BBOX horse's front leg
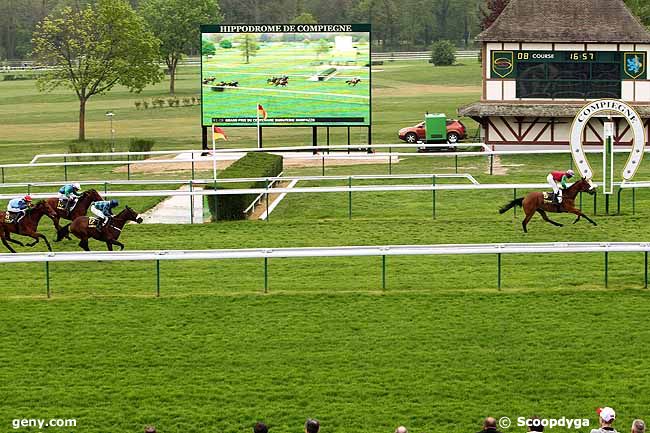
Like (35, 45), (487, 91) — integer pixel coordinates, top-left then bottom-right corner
(40, 234), (53, 252)
(566, 206), (597, 226)
(51, 216), (63, 234)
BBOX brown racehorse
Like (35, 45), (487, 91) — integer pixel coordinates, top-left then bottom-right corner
(49, 189), (104, 241)
(499, 178), (597, 233)
(0, 201), (58, 253)
(61, 206), (143, 251)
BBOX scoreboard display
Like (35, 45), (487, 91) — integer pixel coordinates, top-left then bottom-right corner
(491, 50), (646, 79)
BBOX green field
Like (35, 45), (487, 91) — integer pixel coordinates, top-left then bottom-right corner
(202, 35), (370, 126)
(2, 59), (650, 433)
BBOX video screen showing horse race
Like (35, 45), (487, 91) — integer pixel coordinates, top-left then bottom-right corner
(201, 24), (370, 126)
(3, 1), (650, 433)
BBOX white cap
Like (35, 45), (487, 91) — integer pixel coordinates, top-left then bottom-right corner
(598, 407), (616, 422)
(73, 183), (81, 189)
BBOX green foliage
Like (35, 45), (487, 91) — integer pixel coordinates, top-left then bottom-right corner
(315, 38), (330, 58)
(202, 39), (217, 55)
(66, 139), (114, 160)
(625, 0), (650, 26)
(31, 0), (162, 140)
(141, 0), (222, 94)
(319, 67), (337, 77)
(206, 152), (283, 221)
(236, 33), (259, 64)
(65, 137), (154, 161)
(128, 137), (155, 159)
(2, 74), (35, 81)
(290, 12), (318, 24)
(218, 39), (231, 49)
(431, 40), (456, 66)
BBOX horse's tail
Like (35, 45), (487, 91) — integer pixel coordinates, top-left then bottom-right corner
(499, 197), (524, 214)
(55, 223), (70, 242)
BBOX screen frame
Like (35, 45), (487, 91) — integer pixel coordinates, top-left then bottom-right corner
(199, 23), (372, 128)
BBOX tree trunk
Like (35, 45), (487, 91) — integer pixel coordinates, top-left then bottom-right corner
(168, 63), (176, 95)
(78, 97), (86, 141)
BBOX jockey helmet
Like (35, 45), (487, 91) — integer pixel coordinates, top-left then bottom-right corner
(24, 195), (32, 202)
(110, 199), (119, 207)
(73, 183), (81, 190)
(567, 169), (575, 177)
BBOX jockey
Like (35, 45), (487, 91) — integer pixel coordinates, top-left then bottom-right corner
(58, 183), (82, 211)
(547, 169), (575, 204)
(6, 195), (33, 223)
(90, 199), (118, 229)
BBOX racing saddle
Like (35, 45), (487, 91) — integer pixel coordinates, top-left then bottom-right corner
(542, 192), (562, 205)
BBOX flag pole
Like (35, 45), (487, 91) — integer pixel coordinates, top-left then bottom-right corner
(212, 124), (217, 181)
(256, 102), (261, 149)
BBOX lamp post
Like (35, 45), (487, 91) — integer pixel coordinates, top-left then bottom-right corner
(106, 111), (115, 152)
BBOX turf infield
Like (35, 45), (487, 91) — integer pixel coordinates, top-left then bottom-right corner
(2, 56), (650, 433)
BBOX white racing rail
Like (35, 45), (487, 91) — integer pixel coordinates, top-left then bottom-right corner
(13, 146), (649, 174)
(1, 242), (647, 264)
(0, 182), (564, 200)
(243, 172), (285, 215)
(28, 143), (490, 163)
(0, 173), (480, 190)
(2, 242), (647, 295)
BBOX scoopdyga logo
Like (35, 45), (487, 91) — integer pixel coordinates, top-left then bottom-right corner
(491, 51), (514, 78)
(624, 52), (646, 79)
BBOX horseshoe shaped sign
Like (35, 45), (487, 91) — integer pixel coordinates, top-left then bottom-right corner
(570, 99), (647, 182)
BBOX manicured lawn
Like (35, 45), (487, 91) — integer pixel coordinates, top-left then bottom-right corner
(2, 57), (649, 433)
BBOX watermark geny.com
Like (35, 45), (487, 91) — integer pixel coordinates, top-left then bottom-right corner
(11, 418), (77, 430)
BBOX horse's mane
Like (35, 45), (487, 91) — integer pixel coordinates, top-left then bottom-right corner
(566, 178), (587, 191)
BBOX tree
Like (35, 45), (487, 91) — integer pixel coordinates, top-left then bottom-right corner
(141, 0), (222, 94)
(315, 38), (330, 59)
(202, 39), (216, 55)
(431, 39), (456, 65)
(625, 0), (650, 27)
(481, 0), (509, 30)
(219, 39), (232, 48)
(32, 0), (162, 141)
(236, 33), (259, 64)
(290, 12), (317, 24)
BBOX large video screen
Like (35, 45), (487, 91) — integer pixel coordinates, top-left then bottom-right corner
(200, 24), (370, 127)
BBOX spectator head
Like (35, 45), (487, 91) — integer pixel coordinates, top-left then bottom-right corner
(598, 407), (616, 427)
(305, 419), (320, 433)
(144, 427), (156, 433)
(254, 422), (268, 433)
(527, 416), (544, 432)
(484, 417), (498, 430)
(395, 426), (408, 433)
(632, 420), (646, 433)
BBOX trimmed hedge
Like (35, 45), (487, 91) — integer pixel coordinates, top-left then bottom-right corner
(206, 152), (283, 221)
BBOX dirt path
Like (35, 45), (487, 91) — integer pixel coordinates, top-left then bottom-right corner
(114, 153), (399, 174)
(374, 83), (481, 97)
(248, 181), (291, 220)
